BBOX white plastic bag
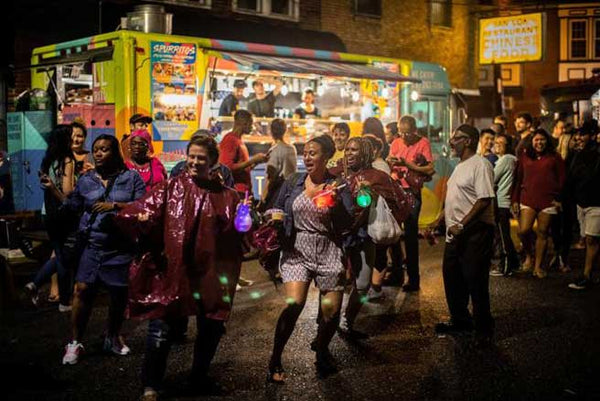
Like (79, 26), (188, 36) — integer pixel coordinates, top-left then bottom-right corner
(367, 196), (402, 245)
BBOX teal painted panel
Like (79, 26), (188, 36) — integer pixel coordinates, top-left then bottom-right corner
(24, 111), (52, 150)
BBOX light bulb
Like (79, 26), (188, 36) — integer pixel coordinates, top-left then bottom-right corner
(382, 87), (389, 98)
(281, 85), (288, 96)
(352, 91), (360, 102)
(410, 90), (420, 101)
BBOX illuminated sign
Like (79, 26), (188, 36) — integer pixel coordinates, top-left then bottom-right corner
(479, 13), (544, 64)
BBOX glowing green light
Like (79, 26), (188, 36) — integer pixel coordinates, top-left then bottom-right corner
(249, 291), (261, 300)
(193, 292), (201, 300)
(222, 295), (232, 303)
(219, 275), (229, 285)
(285, 297), (296, 305)
(321, 298), (332, 305)
(356, 186), (372, 208)
(360, 295), (369, 304)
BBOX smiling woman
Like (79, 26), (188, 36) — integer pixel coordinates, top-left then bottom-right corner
(113, 133), (243, 399)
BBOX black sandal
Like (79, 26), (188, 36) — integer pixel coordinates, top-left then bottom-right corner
(267, 364), (286, 384)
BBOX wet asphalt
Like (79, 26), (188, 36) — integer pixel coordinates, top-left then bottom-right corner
(1, 240), (600, 401)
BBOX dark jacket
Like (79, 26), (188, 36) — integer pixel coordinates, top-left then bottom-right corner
(274, 172), (354, 250)
(563, 142), (600, 208)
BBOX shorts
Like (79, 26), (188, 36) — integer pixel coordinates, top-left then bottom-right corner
(577, 206), (600, 237)
(279, 231), (346, 291)
(520, 204), (557, 215)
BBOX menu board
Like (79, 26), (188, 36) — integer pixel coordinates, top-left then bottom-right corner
(151, 42), (198, 140)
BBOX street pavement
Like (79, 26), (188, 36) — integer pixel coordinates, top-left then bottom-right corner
(2, 240), (600, 401)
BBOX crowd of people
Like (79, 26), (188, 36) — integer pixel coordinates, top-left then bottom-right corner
(17, 108), (600, 400)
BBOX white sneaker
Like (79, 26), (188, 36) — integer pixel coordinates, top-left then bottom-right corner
(24, 282), (39, 306)
(62, 341), (84, 365)
(103, 336), (131, 356)
(58, 304), (72, 313)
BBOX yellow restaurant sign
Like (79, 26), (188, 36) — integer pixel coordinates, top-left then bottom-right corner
(479, 13), (544, 64)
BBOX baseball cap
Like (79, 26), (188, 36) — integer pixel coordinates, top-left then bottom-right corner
(129, 114), (153, 125)
(233, 79), (247, 89)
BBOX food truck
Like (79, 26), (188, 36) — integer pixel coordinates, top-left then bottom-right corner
(29, 30), (453, 228)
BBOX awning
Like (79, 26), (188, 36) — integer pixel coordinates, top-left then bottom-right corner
(219, 52), (420, 83)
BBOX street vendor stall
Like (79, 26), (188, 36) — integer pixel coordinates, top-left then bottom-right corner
(29, 30), (453, 228)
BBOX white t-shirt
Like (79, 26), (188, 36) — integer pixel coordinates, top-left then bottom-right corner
(445, 154), (495, 242)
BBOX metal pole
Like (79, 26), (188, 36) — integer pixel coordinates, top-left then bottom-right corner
(99, 1), (103, 34)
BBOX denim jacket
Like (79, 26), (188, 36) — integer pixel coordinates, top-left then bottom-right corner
(63, 170), (146, 264)
(274, 172), (354, 250)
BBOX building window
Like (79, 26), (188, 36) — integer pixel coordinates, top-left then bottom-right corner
(595, 19), (600, 59)
(237, 0), (260, 12)
(233, 0), (299, 20)
(569, 19), (588, 59)
(355, 0), (382, 17)
(431, 0), (452, 27)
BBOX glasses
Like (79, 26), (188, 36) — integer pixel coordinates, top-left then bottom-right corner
(130, 141), (149, 148)
(450, 134), (469, 143)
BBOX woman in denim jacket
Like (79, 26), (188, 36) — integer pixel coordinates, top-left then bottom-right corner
(268, 134), (353, 383)
(60, 135), (146, 365)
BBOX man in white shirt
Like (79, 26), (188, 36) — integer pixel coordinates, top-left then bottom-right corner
(436, 124), (496, 347)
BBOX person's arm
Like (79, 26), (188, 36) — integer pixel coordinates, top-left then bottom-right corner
(40, 159), (75, 202)
(62, 159), (75, 195)
(404, 160), (435, 175)
(511, 157), (524, 214)
(405, 139), (435, 176)
(264, 77), (282, 97)
(448, 160), (495, 237)
(114, 179), (169, 241)
(493, 156), (506, 185)
(220, 139), (267, 172)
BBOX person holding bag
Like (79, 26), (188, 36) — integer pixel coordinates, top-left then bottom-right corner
(60, 135), (146, 365)
(336, 137), (414, 339)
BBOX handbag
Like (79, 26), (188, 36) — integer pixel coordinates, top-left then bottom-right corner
(252, 221), (282, 281)
(367, 195), (403, 245)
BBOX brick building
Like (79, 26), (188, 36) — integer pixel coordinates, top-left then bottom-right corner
(320, 0), (478, 90)
(476, 0), (600, 126)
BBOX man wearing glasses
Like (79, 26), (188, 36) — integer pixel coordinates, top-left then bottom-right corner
(388, 115), (435, 292)
(436, 124), (496, 347)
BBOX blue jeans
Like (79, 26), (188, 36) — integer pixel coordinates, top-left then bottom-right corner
(32, 240), (72, 305)
(141, 309), (225, 390)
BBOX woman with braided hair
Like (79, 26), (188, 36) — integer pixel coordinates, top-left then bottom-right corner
(337, 137), (414, 338)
